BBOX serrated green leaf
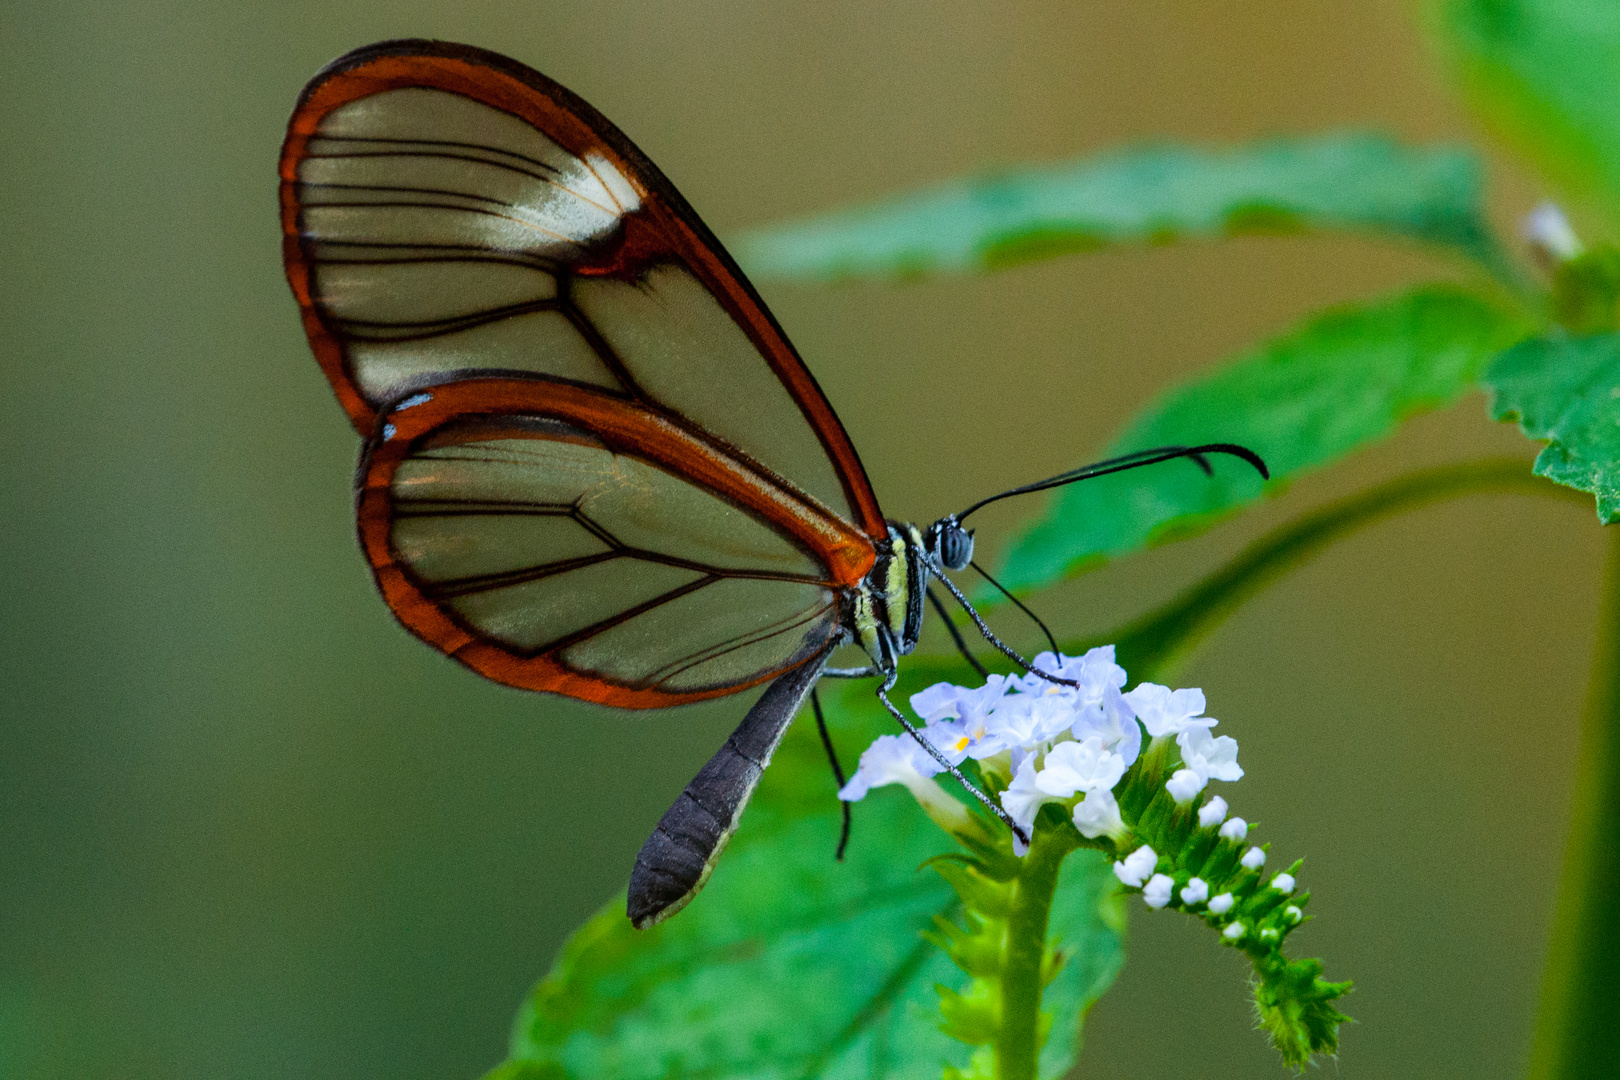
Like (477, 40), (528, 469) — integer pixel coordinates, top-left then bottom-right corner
(485, 676), (1122, 1080)
(735, 134), (1497, 280)
(1486, 333), (1620, 521)
(1437, 0), (1620, 228)
(997, 286), (1529, 594)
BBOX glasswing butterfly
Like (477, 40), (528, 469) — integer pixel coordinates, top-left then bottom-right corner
(280, 39), (1265, 928)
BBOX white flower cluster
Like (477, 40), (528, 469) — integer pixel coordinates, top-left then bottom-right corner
(837, 648), (1242, 854)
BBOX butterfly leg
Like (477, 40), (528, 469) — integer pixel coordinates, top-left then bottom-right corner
(809, 687), (852, 861)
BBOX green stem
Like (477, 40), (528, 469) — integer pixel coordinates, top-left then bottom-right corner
(1107, 458), (1583, 681)
(1529, 526), (1620, 1080)
(996, 826), (1080, 1080)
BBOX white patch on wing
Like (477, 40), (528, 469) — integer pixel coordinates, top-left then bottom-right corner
(306, 88), (633, 256)
(586, 152), (641, 214)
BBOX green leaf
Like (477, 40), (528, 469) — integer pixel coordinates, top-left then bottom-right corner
(1486, 332), (1620, 521)
(1438, 0), (1620, 228)
(735, 134), (1499, 280)
(997, 286), (1529, 594)
(486, 673), (1122, 1080)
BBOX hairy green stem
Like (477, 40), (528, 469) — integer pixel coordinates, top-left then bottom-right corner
(1529, 526), (1620, 1080)
(1108, 458), (1583, 680)
(996, 827), (1080, 1080)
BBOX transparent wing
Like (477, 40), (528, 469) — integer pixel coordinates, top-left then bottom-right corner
(283, 39), (885, 537)
(360, 378), (873, 706)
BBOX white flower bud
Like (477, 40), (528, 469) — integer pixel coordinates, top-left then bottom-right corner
(1165, 767), (1207, 804)
(1241, 846), (1266, 870)
(1180, 877), (1209, 905)
(1112, 845), (1158, 888)
(1072, 787), (1125, 840)
(1219, 816), (1248, 841)
(1522, 201), (1583, 263)
(1197, 795), (1228, 828)
(1270, 872), (1295, 893)
(1207, 892), (1235, 915)
(1143, 873), (1174, 909)
(1222, 921), (1246, 941)
(1260, 927), (1280, 943)
(1285, 905), (1303, 923)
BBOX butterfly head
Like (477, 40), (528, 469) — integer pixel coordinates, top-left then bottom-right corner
(922, 516), (975, 572)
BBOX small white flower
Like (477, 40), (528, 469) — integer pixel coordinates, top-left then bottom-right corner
(1165, 768), (1207, 804)
(1271, 872), (1296, 893)
(1070, 685), (1142, 767)
(1036, 737), (1126, 798)
(1177, 726), (1242, 783)
(1522, 201), (1583, 262)
(1071, 786), (1125, 839)
(1207, 892), (1235, 915)
(1222, 921), (1246, 941)
(1000, 755), (1057, 842)
(838, 734), (941, 801)
(1122, 683), (1217, 738)
(1113, 845), (1158, 888)
(1018, 647), (1126, 697)
(980, 692), (1074, 762)
(909, 677), (1015, 761)
(910, 674), (1012, 725)
(1285, 905), (1303, 923)
(1180, 877), (1209, 905)
(1143, 873), (1174, 909)
(838, 731), (972, 834)
(1260, 927), (1280, 943)
(1198, 795), (1229, 828)
(1241, 846), (1266, 870)
(1219, 816), (1248, 841)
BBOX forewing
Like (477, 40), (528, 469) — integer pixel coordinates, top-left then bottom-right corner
(361, 379), (873, 706)
(282, 39), (885, 537)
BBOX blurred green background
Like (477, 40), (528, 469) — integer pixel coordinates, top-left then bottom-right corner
(0, 2), (1596, 1077)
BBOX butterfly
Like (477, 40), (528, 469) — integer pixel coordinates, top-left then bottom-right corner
(280, 39), (1266, 929)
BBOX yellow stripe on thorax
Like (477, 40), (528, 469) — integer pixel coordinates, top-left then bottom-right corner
(885, 533), (908, 637)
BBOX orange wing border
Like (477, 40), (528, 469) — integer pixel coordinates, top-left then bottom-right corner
(359, 377), (877, 707)
(281, 38), (888, 540)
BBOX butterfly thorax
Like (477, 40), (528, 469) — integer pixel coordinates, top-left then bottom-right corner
(850, 523), (931, 673)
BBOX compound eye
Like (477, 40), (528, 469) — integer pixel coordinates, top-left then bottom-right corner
(938, 523), (974, 571)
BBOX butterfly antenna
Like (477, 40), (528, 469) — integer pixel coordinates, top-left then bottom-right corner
(954, 442), (1268, 523)
(810, 687), (852, 861)
(874, 679), (1030, 846)
(927, 586), (989, 678)
(965, 566), (1056, 650)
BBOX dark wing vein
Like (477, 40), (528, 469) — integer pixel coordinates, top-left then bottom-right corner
(303, 147), (620, 216)
(305, 133), (567, 179)
(331, 298), (565, 339)
(645, 597), (836, 686)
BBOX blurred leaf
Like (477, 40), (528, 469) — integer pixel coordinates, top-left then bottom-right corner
(997, 286), (1530, 593)
(735, 134), (1499, 280)
(1486, 332), (1620, 521)
(486, 671), (1122, 1080)
(1438, 0), (1620, 227)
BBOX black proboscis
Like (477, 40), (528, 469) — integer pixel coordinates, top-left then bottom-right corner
(970, 559), (1058, 654)
(927, 586), (988, 677)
